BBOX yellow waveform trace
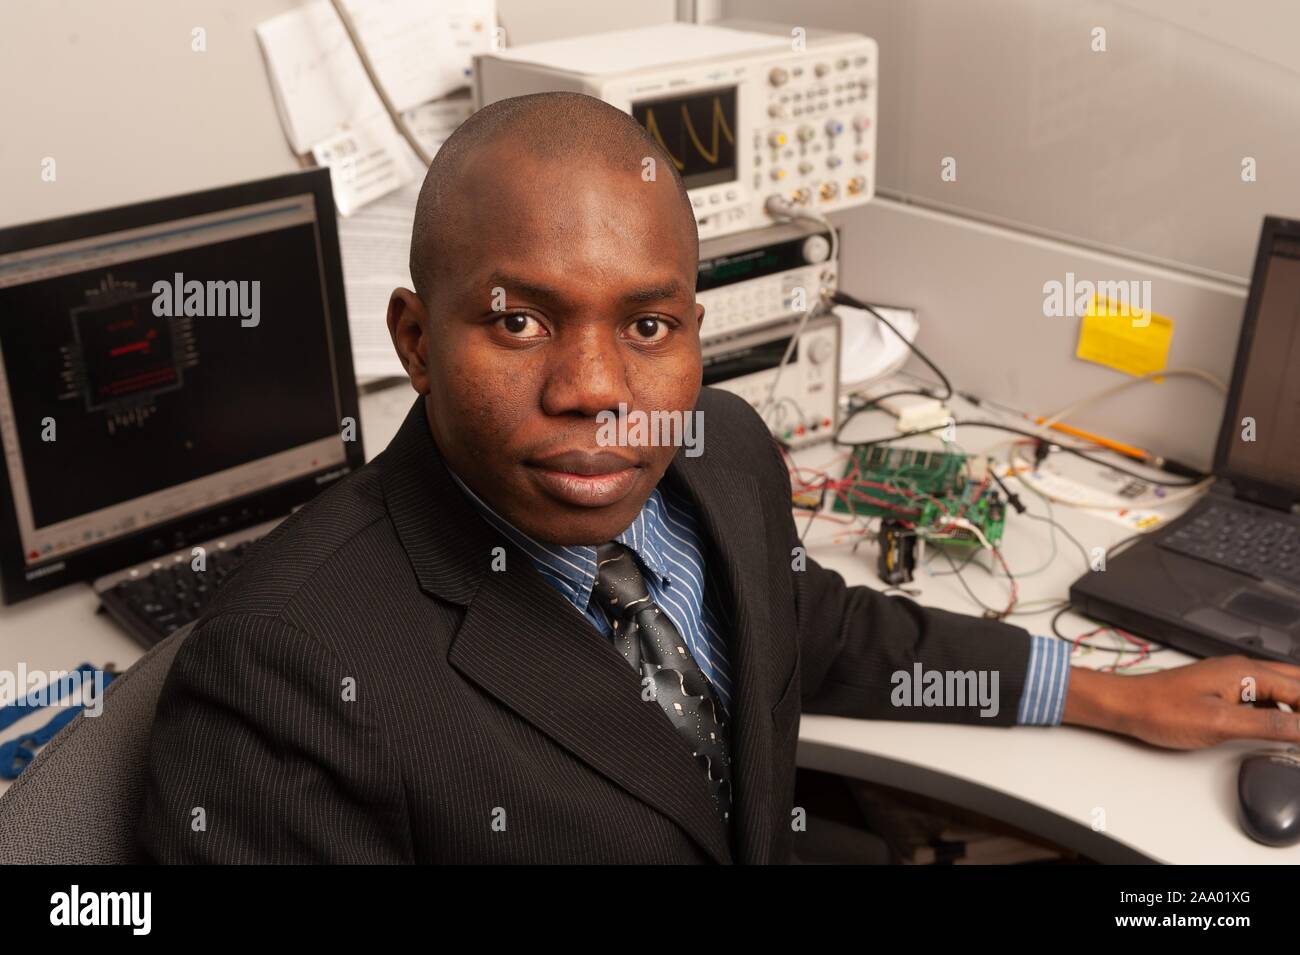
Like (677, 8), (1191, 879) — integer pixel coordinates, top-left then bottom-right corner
(640, 95), (735, 172)
(641, 108), (685, 171)
(682, 96), (734, 165)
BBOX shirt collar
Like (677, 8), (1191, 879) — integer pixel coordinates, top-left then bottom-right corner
(446, 469), (673, 613)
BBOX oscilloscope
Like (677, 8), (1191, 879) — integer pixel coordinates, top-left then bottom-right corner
(474, 20), (877, 241)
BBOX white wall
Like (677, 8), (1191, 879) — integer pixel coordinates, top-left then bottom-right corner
(0, 0), (675, 227)
(712, 0), (1299, 465)
(1, 0), (1285, 466)
(720, 0), (1300, 281)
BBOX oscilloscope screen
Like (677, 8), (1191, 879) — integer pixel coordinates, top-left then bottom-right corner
(632, 87), (737, 190)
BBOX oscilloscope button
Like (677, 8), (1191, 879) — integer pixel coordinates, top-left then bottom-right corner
(769, 67), (789, 86)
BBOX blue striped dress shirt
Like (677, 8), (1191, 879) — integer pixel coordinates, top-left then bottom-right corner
(447, 471), (1069, 726)
(449, 473), (735, 713)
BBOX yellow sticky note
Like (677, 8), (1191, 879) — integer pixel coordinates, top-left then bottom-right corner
(1075, 294), (1173, 377)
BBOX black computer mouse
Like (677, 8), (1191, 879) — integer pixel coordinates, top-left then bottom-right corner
(1238, 748), (1300, 847)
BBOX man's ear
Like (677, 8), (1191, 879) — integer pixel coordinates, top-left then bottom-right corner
(387, 287), (431, 394)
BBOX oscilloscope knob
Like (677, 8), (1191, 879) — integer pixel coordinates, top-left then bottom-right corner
(807, 337), (834, 365)
(801, 235), (831, 264)
(769, 67), (789, 86)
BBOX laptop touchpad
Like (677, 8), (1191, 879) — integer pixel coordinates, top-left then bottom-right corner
(1222, 591), (1300, 628)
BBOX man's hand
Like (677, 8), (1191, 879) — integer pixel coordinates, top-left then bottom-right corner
(1063, 656), (1300, 749)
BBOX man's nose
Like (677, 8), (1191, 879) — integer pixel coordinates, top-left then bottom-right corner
(540, 326), (633, 418)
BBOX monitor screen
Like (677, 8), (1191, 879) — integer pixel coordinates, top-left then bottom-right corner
(1221, 227), (1300, 499)
(0, 171), (361, 599)
(633, 86), (738, 190)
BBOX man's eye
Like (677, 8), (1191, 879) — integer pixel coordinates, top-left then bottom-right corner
(628, 317), (671, 343)
(497, 313), (546, 339)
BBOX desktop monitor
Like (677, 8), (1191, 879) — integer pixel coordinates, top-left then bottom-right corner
(0, 169), (363, 602)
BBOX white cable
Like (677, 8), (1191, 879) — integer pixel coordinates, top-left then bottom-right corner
(329, 0), (434, 168)
(931, 516), (994, 550)
(1040, 367), (1227, 428)
(756, 198), (838, 425)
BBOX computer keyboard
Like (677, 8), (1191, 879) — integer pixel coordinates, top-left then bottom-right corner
(1160, 503), (1300, 589)
(98, 539), (257, 647)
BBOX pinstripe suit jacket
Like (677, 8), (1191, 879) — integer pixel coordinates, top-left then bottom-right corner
(140, 388), (1035, 864)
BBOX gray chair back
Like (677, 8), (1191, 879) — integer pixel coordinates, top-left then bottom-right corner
(0, 623), (193, 863)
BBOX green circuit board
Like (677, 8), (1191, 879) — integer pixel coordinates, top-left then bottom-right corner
(830, 445), (1007, 545)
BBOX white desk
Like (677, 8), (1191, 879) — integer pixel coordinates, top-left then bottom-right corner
(795, 396), (1298, 865)
(1, 382), (1294, 864)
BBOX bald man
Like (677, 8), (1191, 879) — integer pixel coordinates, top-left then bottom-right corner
(142, 92), (1300, 864)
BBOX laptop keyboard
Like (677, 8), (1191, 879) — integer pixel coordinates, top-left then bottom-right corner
(1160, 504), (1300, 588)
(100, 540), (257, 646)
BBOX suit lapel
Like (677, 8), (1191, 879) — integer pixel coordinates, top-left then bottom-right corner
(449, 566), (733, 863)
(664, 449), (775, 865)
(379, 397), (732, 863)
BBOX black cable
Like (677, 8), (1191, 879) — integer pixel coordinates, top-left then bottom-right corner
(1104, 531), (1145, 561)
(831, 290), (953, 410)
(927, 541), (982, 577)
(989, 466), (1026, 514)
(1019, 510), (1091, 568)
(939, 546), (1016, 620)
(1004, 599), (1072, 617)
(828, 299), (1208, 486)
(1049, 605), (1169, 654)
(798, 504), (819, 544)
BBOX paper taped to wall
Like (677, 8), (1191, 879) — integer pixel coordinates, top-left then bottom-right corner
(1076, 294), (1173, 377)
(312, 112), (418, 216)
(257, 0), (493, 155)
(335, 97), (469, 381)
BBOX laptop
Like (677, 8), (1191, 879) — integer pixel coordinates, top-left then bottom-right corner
(0, 169), (364, 646)
(1070, 216), (1300, 663)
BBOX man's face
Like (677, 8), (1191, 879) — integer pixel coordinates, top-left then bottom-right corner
(390, 141), (704, 545)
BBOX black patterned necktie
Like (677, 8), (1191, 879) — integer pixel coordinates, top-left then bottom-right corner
(592, 542), (733, 824)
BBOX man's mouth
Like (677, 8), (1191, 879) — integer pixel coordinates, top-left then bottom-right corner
(525, 449), (643, 508)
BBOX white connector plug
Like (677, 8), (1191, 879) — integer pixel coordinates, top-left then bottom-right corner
(895, 399), (953, 434)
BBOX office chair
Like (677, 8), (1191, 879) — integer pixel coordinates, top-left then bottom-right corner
(0, 622), (194, 864)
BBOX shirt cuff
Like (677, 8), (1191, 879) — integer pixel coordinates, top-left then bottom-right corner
(1015, 635), (1071, 726)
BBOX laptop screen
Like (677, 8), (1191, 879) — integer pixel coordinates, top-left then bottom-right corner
(0, 171), (362, 601)
(1219, 222), (1300, 502)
